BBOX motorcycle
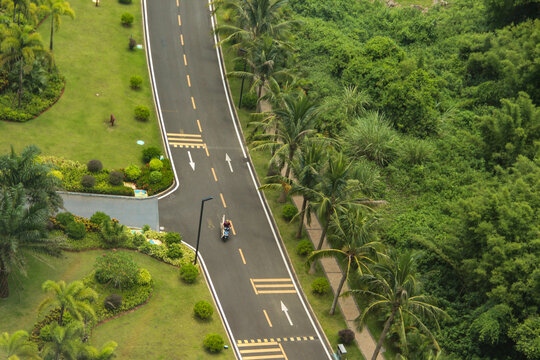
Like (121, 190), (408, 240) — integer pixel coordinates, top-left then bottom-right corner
(221, 215), (231, 242)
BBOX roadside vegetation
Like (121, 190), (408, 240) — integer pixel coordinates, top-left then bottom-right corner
(215, 0), (539, 359)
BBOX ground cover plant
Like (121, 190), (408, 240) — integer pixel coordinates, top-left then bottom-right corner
(0, 0), (163, 168)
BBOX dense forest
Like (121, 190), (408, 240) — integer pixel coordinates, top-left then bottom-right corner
(282, 0), (539, 359)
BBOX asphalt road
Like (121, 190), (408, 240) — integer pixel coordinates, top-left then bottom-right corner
(144, 0), (333, 359)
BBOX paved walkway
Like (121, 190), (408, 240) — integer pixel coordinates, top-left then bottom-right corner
(290, 196), (384, 360)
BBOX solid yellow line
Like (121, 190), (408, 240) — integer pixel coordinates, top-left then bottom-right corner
(187, 74), (191, 87)
(242, 355), (284, 360)
(211, 168), (218, 182)
(250, 278), (258, 295)
(167, 133), (201, 137)
(252, 278), (292, 282)
(255, 284), (295, 288)
(257, 290), (297, 294)
(176, 0), (179, 7)
(204, 145), (210, 157)
(168, 138), (203, 143)
(180, 33), (184, 45)
(197, 119), (202, 132)
(279, 343), (288, 360)
(169, 142), (205, 148)
(263, 310), (273, 327)
(220, 193), (226, 208)
(230, 221), (236, 235)
(183, 54), (187, 66)
(237, 342), (278, 347)
(241, 348), (281, 354)
(238, 248), (246, 264)
(178, 14), (181, 26)
(191, 96), (196, 109)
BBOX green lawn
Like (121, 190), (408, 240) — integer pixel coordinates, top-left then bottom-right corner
(0, 250), (234, 359)
(0, 0), (163, 168)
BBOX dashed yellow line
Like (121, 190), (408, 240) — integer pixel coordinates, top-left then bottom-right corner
(176, 0), (178, 7)
(177, 14), (181, 26)
(180, 34), (184, 45)
(187, 74), (191, 87)
(250, 278), (258, 295)
(204, 145), (209, 157)
(211, 167), (217, 182)
(263, 310), (272, 327)
(183, 54), (187, 66)
(220, 193), (227, 208)
(237, 336), (316, 344)
(191, 96), (196, 109)
(230, 221), (236, 235)
(278, 343), (288, 360)
(197, 119), (202, 132)
(238, 248), (246, 264)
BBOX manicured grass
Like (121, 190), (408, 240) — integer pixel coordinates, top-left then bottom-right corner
(0, 0), (163, 168)
(0, 250), (234, 359)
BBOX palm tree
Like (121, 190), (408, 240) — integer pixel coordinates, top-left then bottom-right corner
(0, 145), (63, 213)
(349, 251), (448, 360)
(309, 209), (382, 315)
(79, 341), (117, 360)
(43, 0), (75, 51)
(0, 185), (62, 298)
(0, 330), (41, 360)
(40, 322), (83, 360)
(0, 25), (50, 107)
(12, 0), (30, 25)
(39, 280), (98, 326)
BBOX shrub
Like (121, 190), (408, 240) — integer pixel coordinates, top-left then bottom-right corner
(142, 224), (151, 232)
(87, 159), (103, 173)
(134, 105), (150, 121)
(149, 158), (163, 171)
(81, 175), (96, 188)
(142, 146), (161, 163)
(338, 329), (355, 345)
(137, 268), (152, 285)
(121, 12), (134, 26)
(129, 75), (142, 90)
(137, 241), (153, 255)
(56, 212), (74, 227)
(90, 211), (111, 226)
(124, 164), (142, 181)
(282, 204), (298, 221)
(101, 220), (129, 247)
(50, 170), (63, 180)
(94, 252), (139, 289)
(194, 300), (213, 320)
(398, 138), (433, 165)
(119, 0), (132, 4)
(203, 334), (224, 353)
(312, 277), (330, 295)
(128, 36), (136, 50)
(108, 171), (124, 186)
(164, 232), (181, 246)
(241, 92), (258, 110)
(166, 243), (183, 259)
(104, 294), (122, 311)
(149, 171), (163, 184)
(296, 240), (314, 256)
(65, 221), (86, 239)
(179, 263), (199, 283)
(132, 233), (146, 246)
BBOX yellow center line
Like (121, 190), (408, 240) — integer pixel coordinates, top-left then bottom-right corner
(252, 278), (292, 282)
(263, 310), (273, 327)
(204, 145), (210, 157)
(230, 221), (236, 235)
(176, 0), (178, 7)
(183, 54), (187, 66)
(197, 119), (202, 132)
(278, 343), (288, 360)
(250, 278), (258, 295)
(191, 96), (196, 109)
(238, 248), (246, 264)
(187, 74), (191, 87)
(220, 193), (227, 208)
(178, 14), (181, 26)
(211, 167), (218, 182)
(180, 33), (184, 45)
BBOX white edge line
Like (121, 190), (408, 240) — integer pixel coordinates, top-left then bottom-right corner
(208, 2), (332, 359)
(182, 241), (241, 359)
(141, 0), (180, 200)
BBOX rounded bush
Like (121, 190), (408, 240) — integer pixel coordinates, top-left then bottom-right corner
(109, 171), (124, 186)
(149, 171), (163, 184)
(134, 105), (150, 121)
(50, 170), (63, 181)
(87, 159), (103, 173)
(179, 263), (199, 284)
(121, 12), (134, 26)
(241, 92), (258, 110)
(81, 175), (96, 188)
(338, 329), (355, 345)
(296, 240), (314, 257)
(132, 233), (146, 246)
(203, 333), (224, 353)
(142, 224), (151, 232)
(164, 232), (181, 246)
(124, 164), (142, 181)
(118, 0), (132, 4)
(90, 211), (111, 225)
(129, 75), (142, 89)
(142, 146), (162, 163)
(166, 243), (183, 259)
(282, 204), (298, 221)
(194, 300), (214, 320)
(56, 212), (74, 227)
(311, 277), (330, 295)
(149, 158), (163, 171)
(137, 268), (152, 285)
(65, 221), (86, 240)
(104, 294), (122, 311)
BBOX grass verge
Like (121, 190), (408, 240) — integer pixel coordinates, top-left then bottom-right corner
(0, 0), (163, 168)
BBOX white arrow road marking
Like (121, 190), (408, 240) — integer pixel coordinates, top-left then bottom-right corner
(225, 153), (233, 172)
(188, 151), (195, 171)
(281, 301), (293, 326)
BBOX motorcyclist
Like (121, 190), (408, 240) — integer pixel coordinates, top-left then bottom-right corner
(223, 220), (231, 231)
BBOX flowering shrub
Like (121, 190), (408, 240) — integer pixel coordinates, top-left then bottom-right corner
(136, 158), (174, 195)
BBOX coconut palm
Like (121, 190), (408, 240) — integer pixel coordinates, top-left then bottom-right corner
(0, 185), (62, 299)
(79, 341), (117, 360)
(12, 0), (30, 25)
(40, 322), (83, 360)
(0, 24), (50, 107)
(0, 330), (41, 360)
(308, 208), (382, 315)
(39, 280), (98, 326)
(349, 251), (448, 360)
(43, 0), (75, 51)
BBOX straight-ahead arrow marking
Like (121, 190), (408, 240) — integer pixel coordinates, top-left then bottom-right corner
(187, 151), (195, 170)
(225, 153), (233, 172)
(281, 301), (293, 326)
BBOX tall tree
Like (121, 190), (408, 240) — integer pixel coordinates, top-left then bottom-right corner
(0, 185), (62, 298)
(43, 0), (75, 51)
(0, 330), (41, 360)
(0, 25), (50, 107)
(350, 251), (448, 360)
(309, 208), (382, 315)
(38, 280), (98, 326)
(40, 322), (83, 360)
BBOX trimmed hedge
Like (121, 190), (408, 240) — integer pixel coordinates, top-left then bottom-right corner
(179, 263), (199, 283)
(65, 221), (86, 240)
(311, 277), (330, 295)
(194, 300), (213, 320)
(204, 334), (224, 353)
